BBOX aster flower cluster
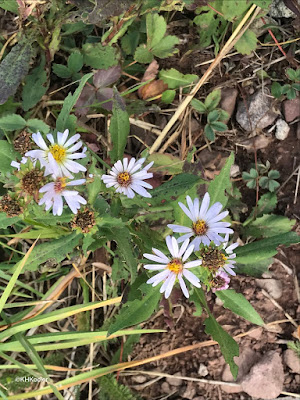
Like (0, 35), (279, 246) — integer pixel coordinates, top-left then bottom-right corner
(144, 193), (239, 299)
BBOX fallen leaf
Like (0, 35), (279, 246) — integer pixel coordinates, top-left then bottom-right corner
(138, 80), (168, 100)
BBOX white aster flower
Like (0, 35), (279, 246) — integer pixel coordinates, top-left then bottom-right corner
(168, 193), (233, 250)
(211, 270), (230, 293)
(219, 233), (239, 276)
(25, 130), (87, 178)
(39, 175), (87, 216)
(11, 156), (29, 170)
(101, 157), (154, 198)
(144, 236), (202, 299)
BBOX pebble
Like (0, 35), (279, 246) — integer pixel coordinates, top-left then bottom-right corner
(283, 97), (300, 122)
(241, 351), (284, 399)
(275, 119), (290, 140)
(230, 164), (240, 178)
(166, 372), (182, 387)
(161, 382), (171, 393)
(283, 349), (300, 374)
(220, 88), (238, 123)
(256, 278), (283, 300)
(269, 0), (296, 18)
(198, 363), (208, 377)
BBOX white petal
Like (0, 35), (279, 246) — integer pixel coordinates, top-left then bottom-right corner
(66, 141), (83, 153)
(199, 192), (210, 219)
(226, 243), (239, 253)
(25, 149), (45, 160)
(184, 260), (202, 268)
(178, 274), (189, 298)
(178, 239), (190, 258)
(171, 236), (179, 257)
(57, 129), (69, 145)
(186, 196), (195, 219)
(193, 198), (200, 219)
(164, 273), (176, 299)
(205, 202), (223, 221)
(177, 233), (194, 243)
(167, 224), (193, 234)
(64, 133), (81, 148)
(152, 248), (170, 263)
(143, 253), (170, 264)
(63, 159), (86, 173)
(53, 195), (63, 216)
(131, 183), (151, 198)
(182, 244), (195, 262)
(178, 202), (194, 221)
(144, 264), (167, 270)
(66, 179), (86, 186)
(46, 134), (54, 144)
(182, 269), (201, 287)
(33, 132), (48, 150)
(207, 210), (229, 224)
(147, 269), (169, 286)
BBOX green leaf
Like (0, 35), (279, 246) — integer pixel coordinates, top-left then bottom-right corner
(0, 41), (32, 105)
(82, 43), (118, 69)
(26, 119), (50, 134)
(208, 152), (234, 207)
(211, 121), (227, 132)
(244, 214), (295, 238)
(246, 192), (277, 220)
(193, 10), (219, 48)
(82, 234), (95, 255)
(134, 44), (153, 64)
(13, 232), (82, 272)
(0, 114), (26, 131)
(251, 0), (272, 8)
(107, 285), (161, 336)
(68, 51), (84, 73)
(52, 64), (72, 79)
(235, 30), (257, 55)
(0, 140), (20, 174)
(220, 0), (250, 21)
(159, 68), (198, 89)
(207, 109), (220, 123)
(286, 68), (298, 81)
(87, 160), (105, 205)
(285, 87), (297, 100)
(204, 124), (215, 141)
(109, 88), (130, 163)
(271, 82), (283, 98)
(235, 232), (300, 265)
(56, 73), (93, 132)
(216, 289), (264, 325)
(146, 13), (167, 48)
(161, 89), (176, 104)
(235, 257), (272, 277)
(191, 98), (207, 113)
(152, 36), (179, 58)
(147, 153), (184, 175)
(0, 0), (19, 13)
(0, 212), (21, 229)
(22, 56), (48, 111)
(205, 89), (221, 111)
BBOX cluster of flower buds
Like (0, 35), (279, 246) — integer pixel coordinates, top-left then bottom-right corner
(144, 193), (238, 297)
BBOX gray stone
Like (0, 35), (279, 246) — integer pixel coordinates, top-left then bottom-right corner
(269, 0), (296, 18)
(166, 372), (182, 386)
(275, 119), (290, 140)
(256, 278), (283, 300)
(198, 363), (208, 377)
(283, 97), (300, 122)
(236, 91), (277, 132)
(241, 351), (284, 399)
(284, 349), (300, 374)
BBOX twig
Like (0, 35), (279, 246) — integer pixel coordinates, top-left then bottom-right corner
(261, 289), (298, 328)
(294, 165), (300, 204)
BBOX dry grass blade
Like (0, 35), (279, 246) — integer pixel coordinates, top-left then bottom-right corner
(149, 4), (260, 153)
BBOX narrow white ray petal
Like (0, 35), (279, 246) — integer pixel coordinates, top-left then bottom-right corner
(25, 150), (44, 159)
(33, 133), (48, 150)
(144, 264), (167, 270)
(53, 195), (63, 216)
(223, 266), (236, 276)
(201, 235), (211, 246)
(167, 224), (193, 234)
(182, 244), (195, 262)
(177, 233), (194, 243)
(207, 210), (229, 224)
(143, 253), (170, 264)
(126, 187), (135, 198)
(193, 198), (200, 219)
(178, 274), (189, 298)
(127, 157), (136, 172)
(64, 133), (81, 148)
(114, 160), (123, 172)
(182, 269), (201, 287)
(147, 269), (169, 285)
(171, 236), (179, 257)
(186, 196), (195, 218)
(63, 159), (86, 173)
(184, 260), (202, 268)
(178, 202), (194, 221)
(131, 184), (151, 198)
(66, 179), (86, 186)
(190, 237), (201, 251)
(66, 141), (83, 153)
(58, 129), (69, 145)
(152, 249), (170, 263)
(122, 157), (128, 170)
(164, 273), (176, 298)
(199, 192), (210, 219)
(205, 202), (223, 221)
(46, 134), (54, 144)
(178, 239), (190, 258)
(165, 236), (173, 256)
(226, 243), (239, 253)
(39, 182), (55, 193)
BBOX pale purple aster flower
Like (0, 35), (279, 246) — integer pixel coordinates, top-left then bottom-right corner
(39, 175), (87, 216)
(143, 236), (202, 299)
(25, 130), (87, 178)
(101, 157), (154, 198)
(211, 270), (230, 293)
(219, 233), (239, 276)
(168, 193), (233, 250)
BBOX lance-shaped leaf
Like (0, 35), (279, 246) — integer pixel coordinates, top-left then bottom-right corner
(0, 41), (33, 105)
(22, 55), (48, 111)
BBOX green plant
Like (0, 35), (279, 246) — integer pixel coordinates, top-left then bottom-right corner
(271, 68), (300, 100)
(52, 51), (83, 80)
(242, 161), (280, 192)
(191, 89), (229, 141)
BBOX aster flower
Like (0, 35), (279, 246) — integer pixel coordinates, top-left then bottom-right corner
(143, 236), (202, 299)
(101, 157), (154, 198)
(219, 233), (239, 276)
(25, 130), (87, 178)
(168, 193), (233, 250)
(11, 157), (29, 171)
(211, 271), (230, 293)
(39, 175), (87, 216)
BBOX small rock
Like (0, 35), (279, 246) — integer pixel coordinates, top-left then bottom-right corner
(230, 164), (240, 178)
(215, 297), (224, 306)
(166, 372), (182, 386)
(198, 363), (208, 377)
(256, 278), (283, 300)
(131, 375), (147, 383)
(275, 119), (290, 140)
(283, 97), (300, 122)
(161, 382), (171, 393)
(236, 91), (277, 132)
(220, 88), (238, 123)
(182, 382), (196, 399)
(248, 327), (263, 340)
(269, 0), (296, 18)
(221, 348), (259, 394)
(283, 349), (300, 374)
(241, 351), (284, 399)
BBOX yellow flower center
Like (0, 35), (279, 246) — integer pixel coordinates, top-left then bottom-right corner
(49, 144), (66, 163)
(54, 177), (67, 193)
(193, 219), (208, 235)
(167, 258), (183, 274)
(117, 172), (131, 187)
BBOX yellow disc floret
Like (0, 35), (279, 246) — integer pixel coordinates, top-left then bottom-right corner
(117, 172), (131, 187)
(167, 258), (183, 274)
(49, 144), (66, 163)
(193, 219), (208, 235)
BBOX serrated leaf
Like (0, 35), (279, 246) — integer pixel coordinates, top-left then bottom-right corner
(271, 81), (283, 98)
(152, 35), (179, 58)
(146, 13), (167, 48)
(13, 232), (82, 272)
(93, 65), (122, 89)
(235, 29), (257, 55)
(107, 285), (161, 336)
(82, 43), (118, 69)
(0, 140), (21, 174)
(216, 289), (264, 325)
(286, 68), (297, 81)
(52, 64), (72, 78)
(221, 0), (250, 21)
(191, 98), (207, 113)
(109, 88), (130, 163)
(56, 73), (93, 132)
(208, 153), (234, 207)
(0, 114), (26, 131)
(0, 41), (32, 105)
(22, 56), (48, 111)
(244, 214), (295, 238)
(26, 119), (50, 134)
(121, 31), (140, 55)
(159, 68), (198, 89)
(134, 44), (154, 64)
(68, 51), (84, 73)
(0, 212), (21, 229)
(205, 89), (221, 111)
(235, 232), (300, 265)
